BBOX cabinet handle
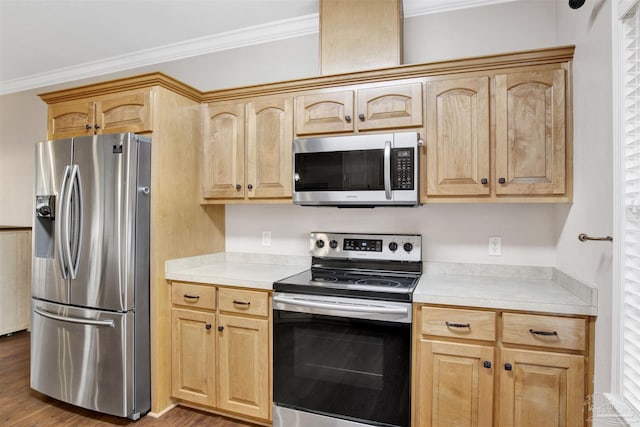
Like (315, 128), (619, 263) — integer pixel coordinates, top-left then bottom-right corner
(183, 294), (200, 300)
(498, 177), (506, 184)
(233, 300), (251, 306)
(85, 124), (92, 130)
(504, 363), (513, 371)
(481, 178), (488, 185)
(205, 323), (212, 330)
(218, 325), (224, 332)
(345, 115), (351, 123)
(358, 113), (365, 121)
(529, 328), (558, 336)
(445, 321), (471, 328)
(483, 361), (492, 369)
(94, 124), (100, 130)
(235, 184), (241, 191)
(247, 184), (253, 190)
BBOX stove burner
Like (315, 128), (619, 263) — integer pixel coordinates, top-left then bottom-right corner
(355, 278), (403, 288)
(312, 276), (338, 283)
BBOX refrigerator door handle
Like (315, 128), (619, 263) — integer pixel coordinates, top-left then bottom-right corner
(34, 307), (115, 328)
(57, 165), (71, 279)
(69, 165), (83, 280)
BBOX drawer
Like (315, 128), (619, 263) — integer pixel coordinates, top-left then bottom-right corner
(218, 288), (269, 317)
(171, 282), (216, 310)
(419, 306), (496, 341)
(502, 313), (586, 351)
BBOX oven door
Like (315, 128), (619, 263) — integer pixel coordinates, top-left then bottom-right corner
(273, 293), (411, 427)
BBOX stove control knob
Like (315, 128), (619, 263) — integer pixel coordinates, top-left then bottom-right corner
(329, 240), (339, 249)
(388, 242), (398, 252)
(403, 242), (413, 253)
(316, 240), (325, 249)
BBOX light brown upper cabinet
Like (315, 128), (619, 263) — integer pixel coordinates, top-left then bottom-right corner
(48, 89), (152, 139)
(495, 69), (567, 196)
(425, 76), (491, 197)
(423, 66), (571, 203)
(202, 95), (293, 202)
(295, 81), (423, 136)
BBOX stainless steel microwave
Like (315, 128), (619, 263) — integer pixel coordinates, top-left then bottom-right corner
(292, 132), (420, 207)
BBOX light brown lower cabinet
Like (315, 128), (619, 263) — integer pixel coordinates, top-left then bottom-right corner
(170, 281), (271, 425)
(217, 314), (269, 419)
(413, 305), (593, 427)
(171, 308), (216, 406)
(416, 340), (494, 426)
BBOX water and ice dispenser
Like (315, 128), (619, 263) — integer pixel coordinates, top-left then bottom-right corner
(34, 195), (55, 258)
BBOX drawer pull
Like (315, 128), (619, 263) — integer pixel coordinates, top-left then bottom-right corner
(529, 328), (558, 337)
(183, 294), (200, 300)
(483, 361), (492, 369)
(446, 321), (471, 328)
(504, 363), (513, 371)
(233, 300), (251, 306)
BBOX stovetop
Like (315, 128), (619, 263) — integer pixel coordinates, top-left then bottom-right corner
(274, 232), (422, 302)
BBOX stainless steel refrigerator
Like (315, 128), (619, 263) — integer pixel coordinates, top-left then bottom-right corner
(31, 132), (151, 420)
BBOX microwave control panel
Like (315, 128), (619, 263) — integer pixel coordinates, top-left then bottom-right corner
(392, 148), (414, 190)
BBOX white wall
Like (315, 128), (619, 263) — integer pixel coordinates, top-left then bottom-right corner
(0, 89), (47, 226)
(226, 203), (559, 265)
(554, 0), (614, 397)
(226, 0), (561, 265)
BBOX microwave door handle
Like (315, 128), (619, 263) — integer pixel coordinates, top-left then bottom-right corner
(384, 140), (392, 200)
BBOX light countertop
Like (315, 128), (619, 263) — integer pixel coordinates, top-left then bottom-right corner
(165, 252), (309, 290)
(414, 266), (597, 316)
(166, 253), (597, 316)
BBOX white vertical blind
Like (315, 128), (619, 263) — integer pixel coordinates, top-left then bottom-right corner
(622, 2), (640, 414)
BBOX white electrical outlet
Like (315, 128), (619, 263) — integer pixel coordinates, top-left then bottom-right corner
(262, 231), (272, 247)
(488, 236), (502, 256)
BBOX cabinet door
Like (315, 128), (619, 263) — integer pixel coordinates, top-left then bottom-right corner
(295, 90), (354, 135)
(499, 348), (584, 427)
(246, 96), (293, 199)
(495, 69), (566, 196)
(356, 82), (423, 131)
(171, 308), (216, 407)
(217, 314), (270, 420)
(0, 230), (31, 335)
(415, 340), (494, 427)
(426, 77), (490, 196)
(202, 103), (246, 199)
(48, 100), (95, 139)
(96, 90), (152, 134)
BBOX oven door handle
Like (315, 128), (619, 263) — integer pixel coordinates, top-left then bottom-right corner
(273, 295), (408, 314)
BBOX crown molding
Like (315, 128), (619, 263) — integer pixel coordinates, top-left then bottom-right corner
(403, 0), (517, 17)
(0, 13), (319, 95)
(1, 0), (518, 96)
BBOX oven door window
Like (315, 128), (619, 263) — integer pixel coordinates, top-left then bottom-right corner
(294, 150), (384, 191)
(273, 309), (410, 427)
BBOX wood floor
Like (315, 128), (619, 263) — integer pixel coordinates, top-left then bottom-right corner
(0, 330), (255, 426)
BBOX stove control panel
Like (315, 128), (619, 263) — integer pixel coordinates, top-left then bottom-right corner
(310, 232), (421, 262)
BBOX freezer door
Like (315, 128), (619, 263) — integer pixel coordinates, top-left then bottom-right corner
(33, 139), (73, 304)
(30, 300), (136, 417)
(70, 133), (144, 311)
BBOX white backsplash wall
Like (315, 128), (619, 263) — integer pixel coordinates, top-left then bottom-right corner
(225, 203), (559, 266)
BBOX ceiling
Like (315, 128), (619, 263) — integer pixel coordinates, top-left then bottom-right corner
(0, 0), (516, 95)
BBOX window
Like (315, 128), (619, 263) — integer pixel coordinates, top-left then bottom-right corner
(617, 0), (640, 417)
